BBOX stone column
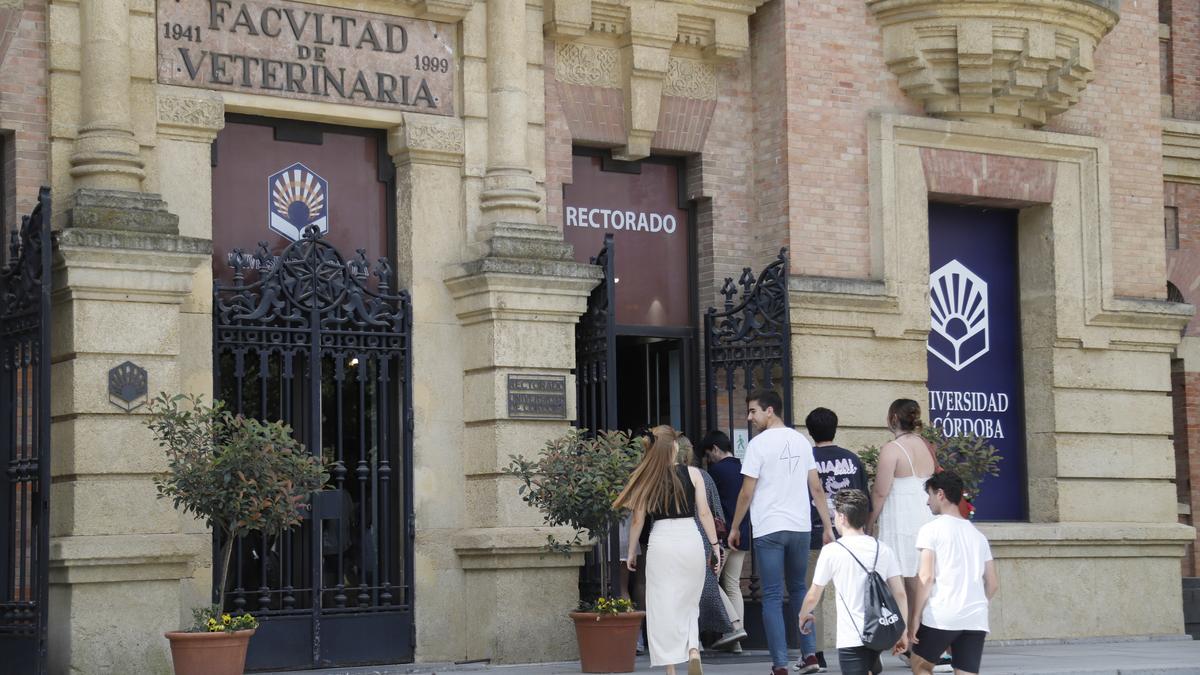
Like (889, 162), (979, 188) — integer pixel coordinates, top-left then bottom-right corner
(479, 0), (543, 234)
(69, 0), (143, 191)
(47, 40), (218, 675)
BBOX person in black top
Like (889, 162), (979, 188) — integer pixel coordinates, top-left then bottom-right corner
(805, 407), (871, 550)
(697, 430), (750, 652)
(616, 425), (721, 675)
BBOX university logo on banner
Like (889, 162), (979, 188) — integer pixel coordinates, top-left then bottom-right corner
(928, 259), (989, 371)
(268, 163), (329, 241)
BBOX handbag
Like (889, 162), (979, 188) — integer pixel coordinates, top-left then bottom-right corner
(924, 440), (975, 519)
(714, 516), (728, 543)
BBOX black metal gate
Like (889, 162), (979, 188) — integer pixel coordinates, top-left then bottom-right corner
(572, 234), (621, 599)
(703, 248), (792, 645)
(0, 188), (51, 674)
(703, 248), (793, 438)
(214, 227), (414, 670)
(575, 234), (616, 434)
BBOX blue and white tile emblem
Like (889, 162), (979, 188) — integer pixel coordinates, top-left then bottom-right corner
(268, 162), (329, 241)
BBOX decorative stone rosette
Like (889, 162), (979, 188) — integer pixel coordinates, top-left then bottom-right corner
(866, 0), (1119, 128)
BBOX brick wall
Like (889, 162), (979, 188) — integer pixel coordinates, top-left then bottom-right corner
(1166, 0), (1200, 121)
(784, 0), (921, 279)
(0, 0), (48, 242)
(1046, 0), (1166, 299)
(1165, 182), (1200, 334)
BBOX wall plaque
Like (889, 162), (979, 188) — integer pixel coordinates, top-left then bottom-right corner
(507, 375), (567, 420)
(156, 0), (456, 114)
(108, 361), (149, 413)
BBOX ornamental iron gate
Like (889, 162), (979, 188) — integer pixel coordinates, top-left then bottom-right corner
(214, 226), (414, 670)
(572, 234), (621, 600)
(575, 234), (616, 436)
(703, 248), (792, 624)
(703, 248), (793, 439)
(0, 188), (51, 674)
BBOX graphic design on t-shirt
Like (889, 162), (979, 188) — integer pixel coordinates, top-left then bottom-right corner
(817, 457), (859, 509)
(780, 441), (806, 474)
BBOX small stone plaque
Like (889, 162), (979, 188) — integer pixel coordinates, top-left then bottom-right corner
(507, 375), (567, 420)
(156, 0), (456, 114)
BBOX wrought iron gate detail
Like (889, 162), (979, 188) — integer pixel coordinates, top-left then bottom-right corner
(214, 226), (414, 669)
(704, 248), (793, 436)
(574, 234), (616, 435)
(572, 234), (621, 600)
(703, 248), (791, 612)
(0, 188), (51, 673)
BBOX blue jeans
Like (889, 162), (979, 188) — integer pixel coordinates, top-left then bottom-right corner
(755, 530), (817, 667)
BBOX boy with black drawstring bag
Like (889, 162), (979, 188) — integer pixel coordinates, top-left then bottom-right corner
(798, 490), (910, 675)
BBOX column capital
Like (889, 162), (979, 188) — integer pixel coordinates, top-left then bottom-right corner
(156, 87), (225, 143)
(388, 113), (465, 168)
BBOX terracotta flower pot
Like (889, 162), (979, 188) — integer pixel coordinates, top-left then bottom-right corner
(164, 629), (255, 675)
(569, 610), (645, 673)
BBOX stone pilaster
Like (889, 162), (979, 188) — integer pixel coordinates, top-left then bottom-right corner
(443, 181), (599, 661)
(48, 228), (211, 675)
(387, 113), (471, 663)
(155, 87), (225, 240)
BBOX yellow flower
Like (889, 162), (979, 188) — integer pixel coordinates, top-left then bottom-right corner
(222, 614), (232, 623)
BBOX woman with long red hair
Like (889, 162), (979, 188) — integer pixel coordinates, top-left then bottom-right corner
(615, 425), (721, 675)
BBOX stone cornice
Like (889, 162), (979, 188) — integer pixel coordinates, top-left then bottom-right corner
(395, 0), (475, 22)
(866, 0), (1120, 128)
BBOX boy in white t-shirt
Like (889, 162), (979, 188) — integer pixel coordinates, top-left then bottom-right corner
(908, 472), (999, 675)
(728, 391), (834, 675)
(798, 489), (909, 675)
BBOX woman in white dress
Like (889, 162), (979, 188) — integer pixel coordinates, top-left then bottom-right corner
(615, 425), (721, 675)
(866, 399), (936, 615)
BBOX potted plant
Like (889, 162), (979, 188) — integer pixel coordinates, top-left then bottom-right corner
(505, 429), (644, 673)
(146, 393), (328, 675)
(860, 425), (1002, 515)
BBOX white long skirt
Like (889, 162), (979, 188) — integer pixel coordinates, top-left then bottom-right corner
(646, 517), (705, 666)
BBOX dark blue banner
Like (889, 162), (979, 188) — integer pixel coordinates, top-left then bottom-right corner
(927, 203), (1026, 521)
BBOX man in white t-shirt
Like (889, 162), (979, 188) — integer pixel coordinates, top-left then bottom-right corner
(728, 390), (833, 675)
(799, 489), (909, 675)
(908, 472), (999, 675)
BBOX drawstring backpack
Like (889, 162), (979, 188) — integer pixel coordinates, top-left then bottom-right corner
(834, 540), (907, 652)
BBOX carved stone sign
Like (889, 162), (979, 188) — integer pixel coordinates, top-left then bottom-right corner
(156, 0), (456, 114)
(507, 375), (568, 420)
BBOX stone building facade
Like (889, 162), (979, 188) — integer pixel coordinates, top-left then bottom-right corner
(0, 0), (1197, 672)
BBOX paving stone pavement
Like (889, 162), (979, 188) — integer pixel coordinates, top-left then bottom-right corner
(263, 636), (1200, 675)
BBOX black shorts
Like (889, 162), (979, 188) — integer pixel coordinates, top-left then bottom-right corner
(837, 646), (883, 675)
(913, 625), (987, 673)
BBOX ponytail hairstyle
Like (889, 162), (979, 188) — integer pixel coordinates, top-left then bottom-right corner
(887, 398), (922, 433)
(613, 425), (689, 515)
